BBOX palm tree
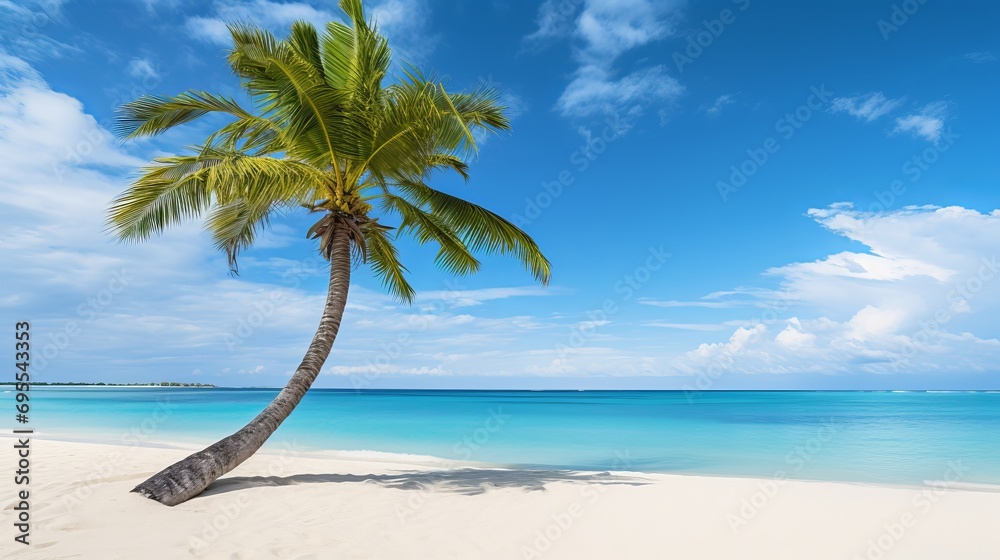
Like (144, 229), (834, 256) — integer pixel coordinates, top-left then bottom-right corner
(108, 0), (549, 506)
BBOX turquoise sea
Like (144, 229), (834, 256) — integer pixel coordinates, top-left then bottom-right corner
(17, 388), (1000, 486)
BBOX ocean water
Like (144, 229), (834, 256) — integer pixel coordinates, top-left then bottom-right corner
(16, 388), (1000, 486)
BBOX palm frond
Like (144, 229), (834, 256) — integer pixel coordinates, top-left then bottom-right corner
(227, 22), (367, 167)
(380, 193), (480, 276)
(115, 91), (252, 139)
(202, 114), (284, 154)
(205, 198), (279, 273)
(364, 222), (415, 302)
(426, 153), (470, 181)
(287, 20), (324, 79)
(107, 156), (216, 242)
(108, 149), (330, 258)
(394, 181), (551, 284)
(448, 86), (511, 133)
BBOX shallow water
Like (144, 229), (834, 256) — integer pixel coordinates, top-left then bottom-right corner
(24, 388), (1000, 485)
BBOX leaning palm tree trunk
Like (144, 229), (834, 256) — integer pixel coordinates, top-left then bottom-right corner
(132, 225), (352, 506)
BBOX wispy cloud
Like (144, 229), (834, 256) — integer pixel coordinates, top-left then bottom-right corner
(185, 0), (434, 60)
(963, 51), (996, 63)
(644, 322), (727, 331)
(186, 1), (335, 44)
(557, 65), (681, 118)
(417, 286), (558, 309)
(126, 57), (159, 81)
(893, 101), (948, 141)
(527, 0), (685, 120)
(137, 0), (183, 13)
(639, 287), (781, 309)
(830, 92), (903, 122)
(522, 0), (578, 48)
(369, 0), (436, 60)
(640, 299), (739, 309)
(701, 94), (734, 118)
(0, 0), (75, 60)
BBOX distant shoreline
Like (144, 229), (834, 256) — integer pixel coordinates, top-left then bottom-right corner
(0, 381), (216, 387)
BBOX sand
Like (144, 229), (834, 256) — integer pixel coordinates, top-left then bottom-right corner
(4, 437), (999, 559)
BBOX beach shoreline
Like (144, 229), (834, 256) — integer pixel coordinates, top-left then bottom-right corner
(5, 437), (1000, 559)
(7, 431), (1000, 493)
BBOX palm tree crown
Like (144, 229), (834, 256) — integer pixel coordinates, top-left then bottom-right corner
(108, 0), (550, 297)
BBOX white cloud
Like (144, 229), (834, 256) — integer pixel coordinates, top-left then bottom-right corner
(399, 366), (449, 375)
(671, 204), (1000, 376)
(963, 51), (996, 63)
(775, 322), (815, 348)
(126, 57), (159, 81)
(701, 94), (734, 118)
(186, 16), (233, 45)
(137, 0), (182, 12)
(893, 101), (948, 141)
(574, 0), (676, 61)
(830, 92), (902, 122)
(530, 0), (684, 119)
(522, 0), (579, 46)
(639, 287), (780, 309)
(369, 0), (431, 52)
(186, 1), (336, 45)
(640, 299), (735, 308)
(0, 56), (143, 176)
(369, 0), (421, 30)
(417, 286), (556, 308)
(644, 322), (727, 331)
(0, 0), (74, 60)
(185, 0), (434, 60)
(499, 91), (527, 119)
(557, 64), (682, 118)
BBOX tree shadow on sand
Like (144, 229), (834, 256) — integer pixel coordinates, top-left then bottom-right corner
(199, 468), (650, 499)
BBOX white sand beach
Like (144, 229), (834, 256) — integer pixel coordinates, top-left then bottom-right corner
(5, 437), (1000, 559)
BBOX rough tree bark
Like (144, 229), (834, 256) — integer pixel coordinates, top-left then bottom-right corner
(131, 222), (353, 506)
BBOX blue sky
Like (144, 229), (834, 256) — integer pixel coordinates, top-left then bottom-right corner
(2, 0), (999, 389)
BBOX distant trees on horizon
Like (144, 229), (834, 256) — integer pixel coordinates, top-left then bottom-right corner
(0, 381), (216, 387)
